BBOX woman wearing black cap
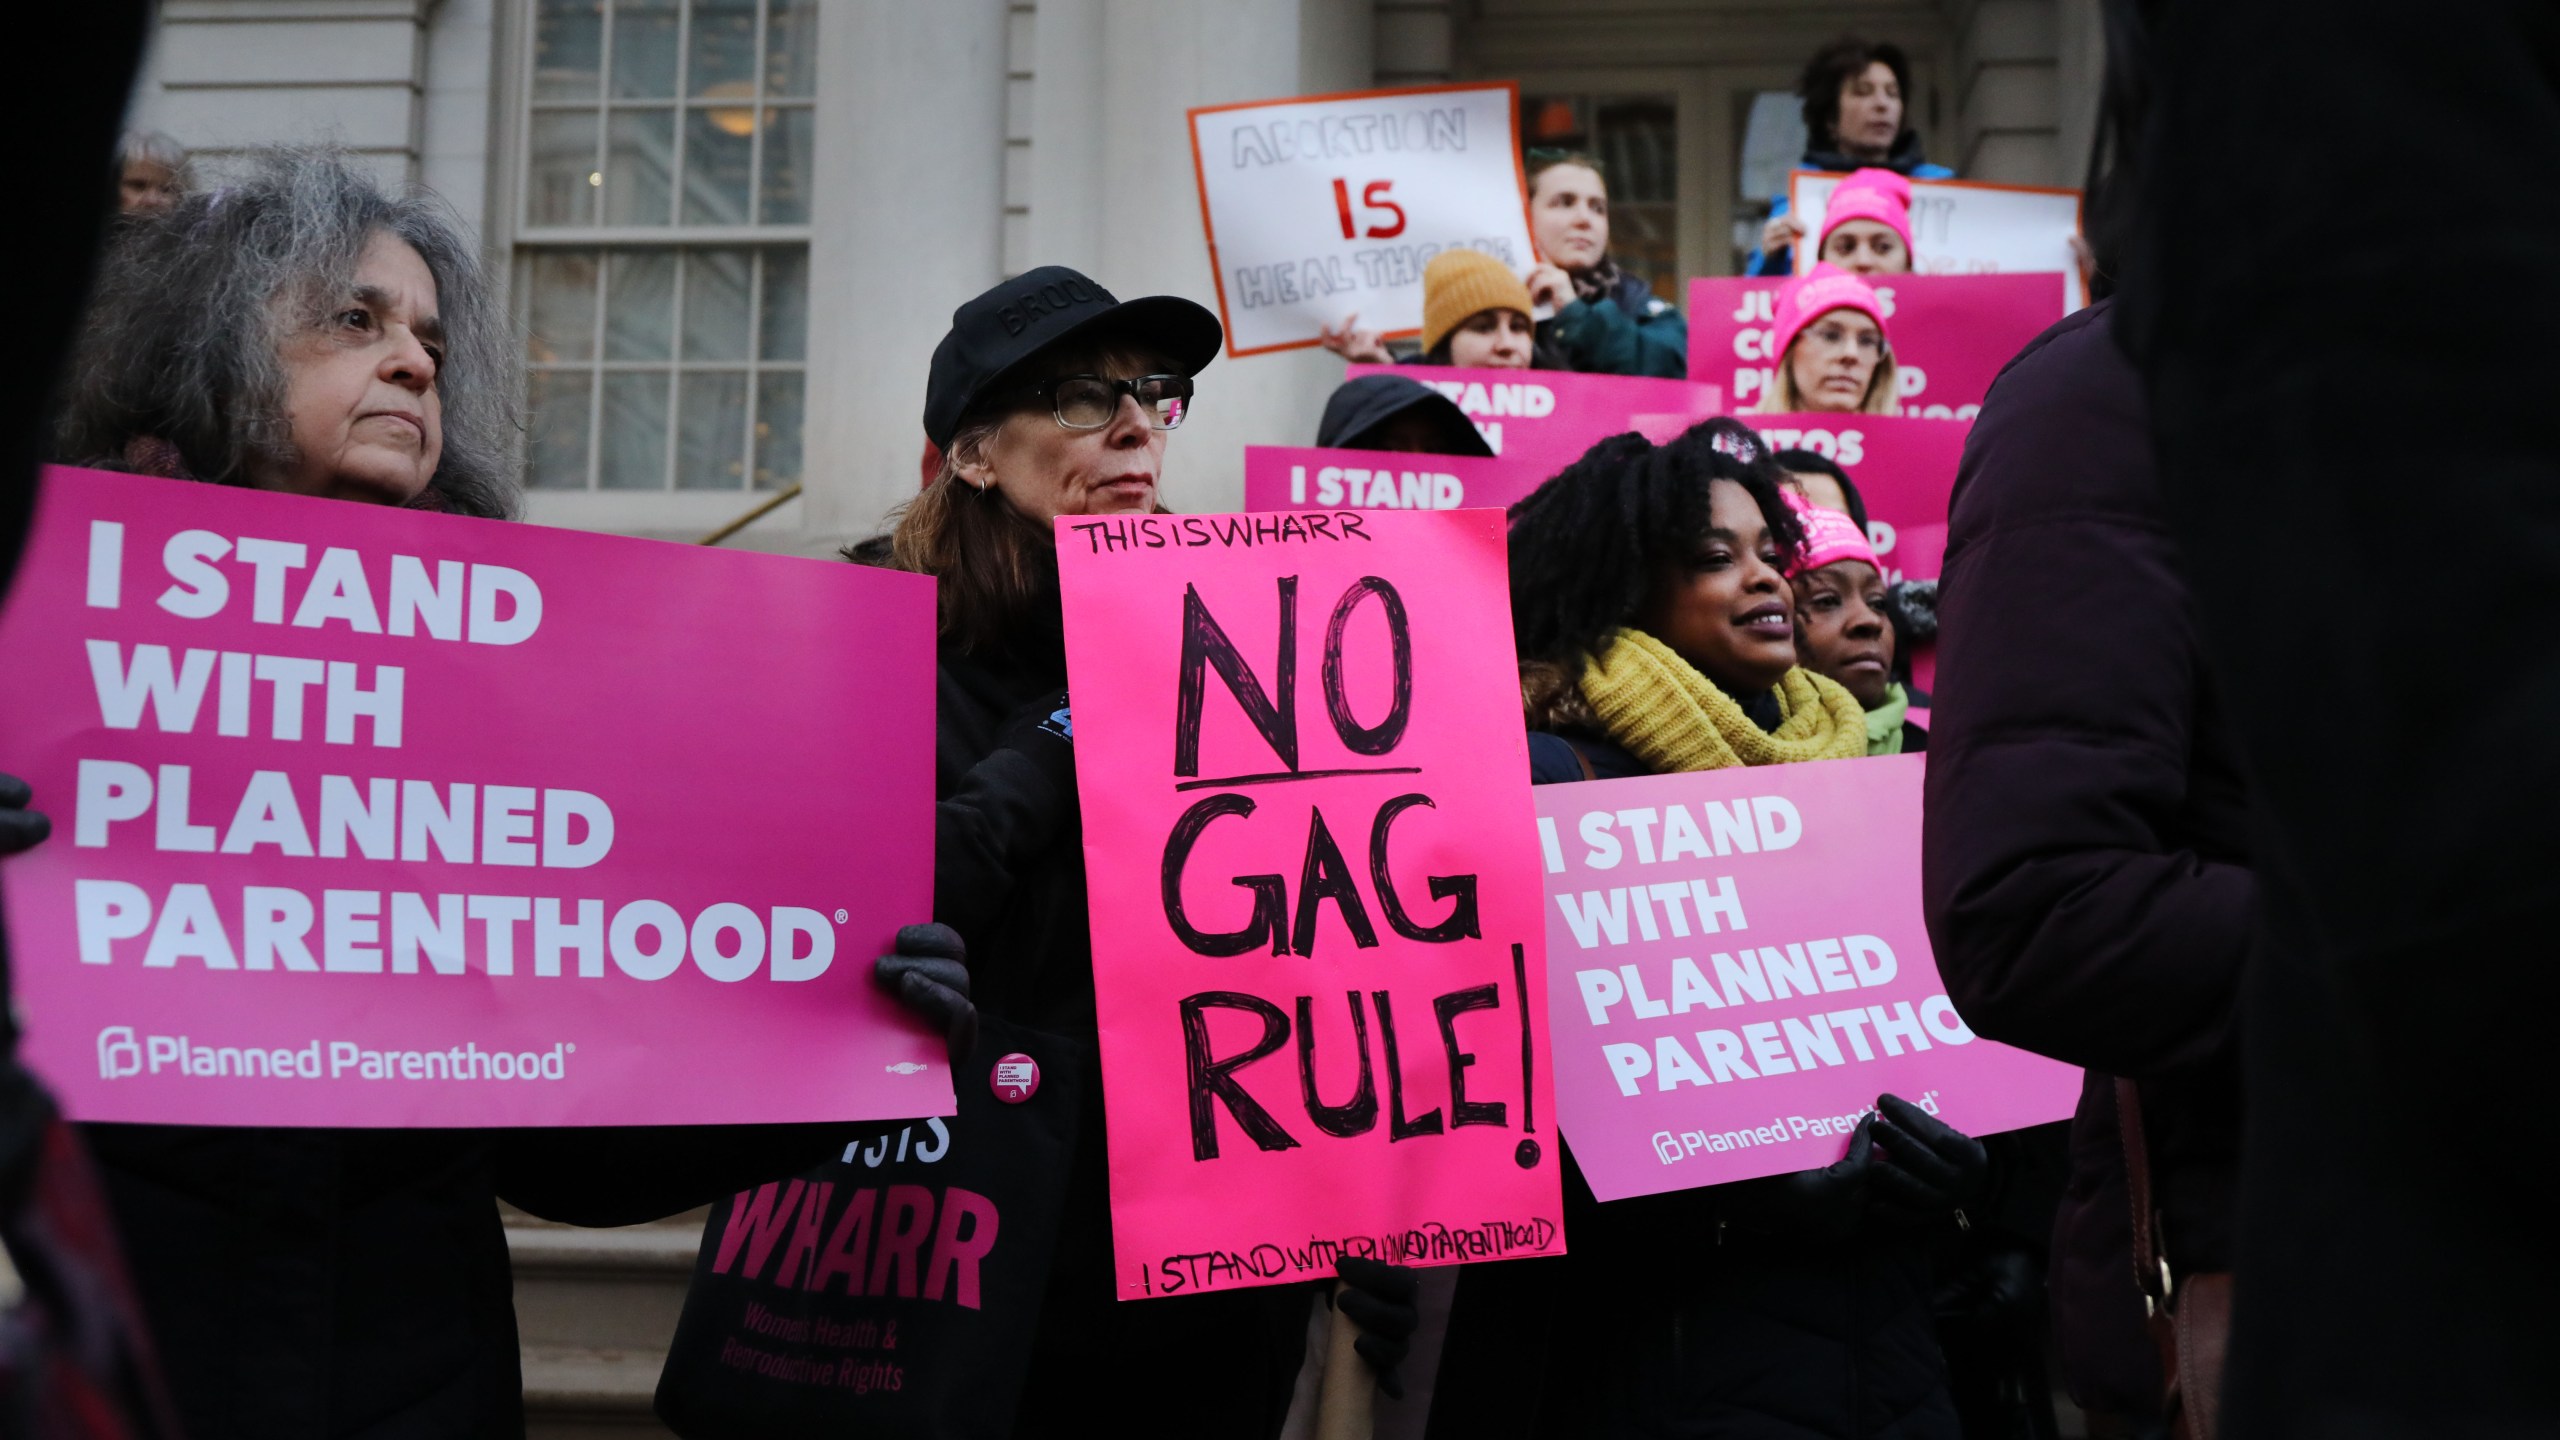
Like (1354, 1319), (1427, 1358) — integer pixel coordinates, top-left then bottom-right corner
(874, 266), (1417, 1433)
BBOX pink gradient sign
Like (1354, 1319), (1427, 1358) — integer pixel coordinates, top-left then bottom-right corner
(1534, 755), (2077, 1201)
(1689, 273), (2060, 418)
(1343, 364), (1720, 483)
(1242, 445), (1540, 514)
(0, 467), (950, 1127)
(1055, 508), (1561, 1298)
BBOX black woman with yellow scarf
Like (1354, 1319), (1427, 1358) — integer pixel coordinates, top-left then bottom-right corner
(1426, 418), (1985, 1440)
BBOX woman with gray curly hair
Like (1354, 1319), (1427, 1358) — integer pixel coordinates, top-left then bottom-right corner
(56, 147), (840, 1440)
(59, 145), (518, 519)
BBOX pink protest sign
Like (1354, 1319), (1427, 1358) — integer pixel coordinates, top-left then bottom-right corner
(1689, 273), (2060, 419)
(1534, 755), (2077, 1201)
(1055, 508), (1561, 1297)
(0, 466), (949, 1127)
(1242, 445), (1539, 515)
(1344, 364), (1720, 483)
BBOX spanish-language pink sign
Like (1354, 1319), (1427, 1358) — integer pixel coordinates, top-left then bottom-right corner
(0, 466), (949, 1127)
(1241, 444), (1539, 515)
(1689, 273), (2060, 419)
(1534, 755), (2077, 1202)
(1343, 364), (1721, 483)
(1055, 508), (1561, 1297)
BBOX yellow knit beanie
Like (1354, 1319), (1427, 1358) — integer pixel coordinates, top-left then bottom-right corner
(1420, 248), (1534, 355)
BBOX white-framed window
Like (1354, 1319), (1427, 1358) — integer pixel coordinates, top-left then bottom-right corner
(513, 0), (816, 494)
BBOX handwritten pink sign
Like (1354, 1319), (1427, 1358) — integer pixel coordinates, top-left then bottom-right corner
(1689, 273), (2060, 419)
(1055, 508), (1561, 1297)
(1343, 364), (1720, 484)
(1241, 445), (1540, 515)
(0, 466), (949, 1127)
(1534, 755), (2077, 1201)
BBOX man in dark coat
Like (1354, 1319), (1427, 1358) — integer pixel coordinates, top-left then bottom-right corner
(1920, 296), (2244, 1423)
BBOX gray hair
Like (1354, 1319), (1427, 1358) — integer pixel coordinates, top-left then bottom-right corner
(114, 129), (194, 190)
(57, 145), (520, 519)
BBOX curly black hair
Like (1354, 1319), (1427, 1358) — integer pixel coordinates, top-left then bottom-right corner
(1507, 417), (1807, 685)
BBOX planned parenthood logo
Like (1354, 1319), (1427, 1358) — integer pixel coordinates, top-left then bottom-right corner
(99, 1025), (141, 1078)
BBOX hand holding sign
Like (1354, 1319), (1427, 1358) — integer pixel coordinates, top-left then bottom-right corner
(0, 771), (46, 856)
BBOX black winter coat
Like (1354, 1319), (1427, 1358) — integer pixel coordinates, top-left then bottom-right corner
(1429, 727), (1956, 1440)
(928, 590), (1307, 1438)
(82, 1121), (842, 1439)
(1919, 299), (2246, 1415)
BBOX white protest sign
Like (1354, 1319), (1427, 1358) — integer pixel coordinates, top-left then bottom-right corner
(1792, 174), (2087, 312)
(1189, 83), (1536, 356)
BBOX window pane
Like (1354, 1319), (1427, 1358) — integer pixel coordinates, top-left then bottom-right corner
(677, 371), (749, 489)
(1594, 99), (1678, 303)
(527, 369), (592, 489)
(682, 250), (750, 360)
(526, 111), (598, 227)
(603, 251), (675, 359)
(526, 251), (599, 362)
(604, 108), (674, 226)
(600, 372), (670, 488)
(533, 0), (603, 100)
(688, 0), (757, 97)
(765, 0), (818, 97)
(759, 105), (812, 224)
(754, 370), (804, 489)
(683, 109), (753, 225)
(609, 0), (679, 98)
(758, 248), (806, 361)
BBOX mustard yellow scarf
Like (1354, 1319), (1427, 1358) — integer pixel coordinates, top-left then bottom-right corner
(1580, 629), (1869, 772)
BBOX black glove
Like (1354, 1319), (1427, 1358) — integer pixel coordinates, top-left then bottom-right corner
(873, 923), (977, 1065)
(1868, 1092), (1988, 1225)
(1331, 1256), (1421, 1399)
(0, 771), (49, 857)
(1716, 1114), (1875, 1241)
(995, 687), (1075, 802)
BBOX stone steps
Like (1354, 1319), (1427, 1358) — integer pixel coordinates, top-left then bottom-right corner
(508, 1206), (707, 1440)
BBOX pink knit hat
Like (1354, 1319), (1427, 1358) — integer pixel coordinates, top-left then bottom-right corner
(1783, 491), (1881, 577)
(1768, 263), (1891, 372)
(1817, 168), (1914, 258)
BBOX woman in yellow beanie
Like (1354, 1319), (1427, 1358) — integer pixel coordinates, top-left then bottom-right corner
(1319, 246), (1553, 369)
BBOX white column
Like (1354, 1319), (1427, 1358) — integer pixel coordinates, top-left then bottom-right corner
(799, 0), (1012, 547)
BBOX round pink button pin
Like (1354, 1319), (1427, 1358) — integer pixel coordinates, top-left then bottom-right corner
(990, 1052), (1041, 1104)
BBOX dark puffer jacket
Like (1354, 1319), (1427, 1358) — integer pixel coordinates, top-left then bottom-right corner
(927, 576), (1309, 1437)
(1428, 728), (1957, 1440)
(1919, 298), (2246, 1415)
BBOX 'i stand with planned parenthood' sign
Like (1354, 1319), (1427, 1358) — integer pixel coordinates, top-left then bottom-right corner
(0, 467), (948, 1128)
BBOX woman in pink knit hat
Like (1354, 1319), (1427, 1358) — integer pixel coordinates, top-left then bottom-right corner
(1785, 494), (1925, 754)
(1751, 263), (1900, 414)
(1814, 167), (1915, 276)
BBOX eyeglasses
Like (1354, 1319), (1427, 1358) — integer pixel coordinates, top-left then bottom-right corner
(1806, 323), (1886, 357)
(1015, 373), (1194, 430)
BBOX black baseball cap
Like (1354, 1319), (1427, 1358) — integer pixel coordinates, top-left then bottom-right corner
(923, 265), (1223, 449)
